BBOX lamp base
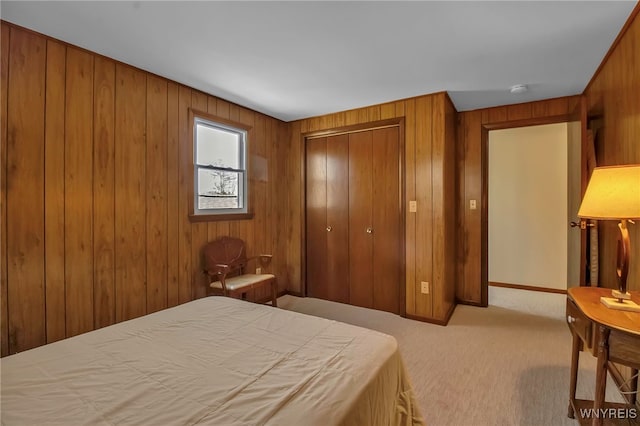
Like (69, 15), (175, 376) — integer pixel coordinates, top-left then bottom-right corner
(600, 296), (640, 312)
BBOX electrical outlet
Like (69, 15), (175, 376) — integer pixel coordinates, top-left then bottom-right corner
(409, 200), (417, 213)
(470, 199), (477, 210)
(421, 281), (429, 294)
(255, 267), (262, 275)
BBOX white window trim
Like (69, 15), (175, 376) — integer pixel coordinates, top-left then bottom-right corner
(189, 109), (253, 222)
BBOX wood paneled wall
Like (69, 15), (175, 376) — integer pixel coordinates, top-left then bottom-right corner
(286, 92), (457, 322)
(456, 96), (580, 306)
(0, 22), (288, 355)
(583, 6), (640, 292)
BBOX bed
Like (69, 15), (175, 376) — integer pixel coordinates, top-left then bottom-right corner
(1, 297), (423, 425)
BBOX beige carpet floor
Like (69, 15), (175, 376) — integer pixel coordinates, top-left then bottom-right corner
(278, 295), (626, 426)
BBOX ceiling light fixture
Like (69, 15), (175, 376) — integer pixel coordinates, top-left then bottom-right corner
(510, 84), (528, 94)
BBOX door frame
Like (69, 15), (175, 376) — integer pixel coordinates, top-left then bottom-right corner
(479, 110), (581, 306)
(300, 118), (407, 316)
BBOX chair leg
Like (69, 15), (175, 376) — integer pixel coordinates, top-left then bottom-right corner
(271, 279), (278, 307)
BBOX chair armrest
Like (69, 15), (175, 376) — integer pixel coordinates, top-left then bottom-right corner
(204, 262), (242, 277)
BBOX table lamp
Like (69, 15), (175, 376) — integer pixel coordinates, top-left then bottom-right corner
(578, 164), (640, 312)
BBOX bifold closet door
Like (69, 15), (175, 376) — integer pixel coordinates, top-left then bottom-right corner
(371, 127), (400, 314)
(348, 131), (374, 308)
(306, 137), (328, 300)
(305, 135), (349, 303)
(325, 134), (349, 303)
(349, 128), (400, 313)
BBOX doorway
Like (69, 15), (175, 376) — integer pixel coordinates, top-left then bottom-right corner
(487, 122), (581, 317)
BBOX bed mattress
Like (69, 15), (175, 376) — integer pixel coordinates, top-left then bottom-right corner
(1, 296), (423, 425)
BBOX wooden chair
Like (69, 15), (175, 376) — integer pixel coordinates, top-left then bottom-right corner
(202, 236), (278, 307)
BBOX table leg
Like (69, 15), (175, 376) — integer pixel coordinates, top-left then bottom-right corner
(593, 326), (610, 426)
(630, 368), (638, 406)
(568, 330), (581, 418)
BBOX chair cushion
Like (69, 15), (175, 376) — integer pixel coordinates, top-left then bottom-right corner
(210, 274), (275, 291)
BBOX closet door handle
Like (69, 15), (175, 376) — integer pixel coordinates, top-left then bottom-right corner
(326, 226), (332, 232)
(366, 227), (373, 234)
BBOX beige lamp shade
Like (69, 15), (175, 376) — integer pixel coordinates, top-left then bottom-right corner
(578, 165), (640, 220)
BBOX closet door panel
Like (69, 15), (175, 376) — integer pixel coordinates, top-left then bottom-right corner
(305, 137), (328, 299)
(326, 134), (350, 304)
(372, 127), (401, 314)
(348, 131), (374, 308)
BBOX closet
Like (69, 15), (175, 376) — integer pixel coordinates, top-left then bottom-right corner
(305, 126), (401, 314)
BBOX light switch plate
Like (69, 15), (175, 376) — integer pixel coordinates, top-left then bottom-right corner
(470, 199), (477, 210)
(409, 200), (417, 212)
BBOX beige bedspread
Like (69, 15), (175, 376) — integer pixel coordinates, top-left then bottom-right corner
(1, 297), (423, 425)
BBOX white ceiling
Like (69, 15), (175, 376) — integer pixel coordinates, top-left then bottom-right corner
(1, 1), (636, 122)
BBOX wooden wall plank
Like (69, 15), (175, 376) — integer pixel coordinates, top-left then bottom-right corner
(487, 106), (507, 123)
(404, 99), (416, 316)
(394, 101), (405, 118)
(114, 65), (147, 321)
(532, 97), (569, 118)
(146, 75), (169, 312)
(431, 95), (446, 318)
(238, 107), (255, 255)
(380, 102), (396, 120)
(282, 121), (300, 293)
(265, 118), (275, 270)
(460, 110), (483, 304)
(93, 56), (116, 329)
(287, 117), (302, 293)
(455, 113), (467, 306)
(166, 82), (180, 308)
(64, 48), (94, 337)
(506, 102), (532, 121)
(583, 12), (640, 291)
(444, 96), (458, 310)
(251, 114), (268, 301)
(6, 27), (47, 353)
(44, 40), (66, 342)
(2, 22), (287, 353)
(177, 85), (192, 303)
(190, 90), (209, 300)
(253, 115), (267, 257)
(414, 96), (433, 318)
(367, 105), (381, 122)
(1, 22), (10, 356)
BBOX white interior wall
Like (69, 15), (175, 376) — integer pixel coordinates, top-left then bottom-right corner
(488, 123), (568, 290)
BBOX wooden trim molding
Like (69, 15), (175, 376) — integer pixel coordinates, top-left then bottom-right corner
(303, 118), (404, 139)
(476, 105), (578, 307)
(482, 114), (571, 131)
(405, 302), (456, 326)
(489, 281), (567, 295)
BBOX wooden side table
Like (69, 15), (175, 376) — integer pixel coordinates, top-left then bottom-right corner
(566, 287), (640, 426)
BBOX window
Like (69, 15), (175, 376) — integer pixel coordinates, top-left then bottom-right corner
(191, 111), (252, 220)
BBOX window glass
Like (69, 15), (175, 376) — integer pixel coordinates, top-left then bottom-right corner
(193, 117), (247, 216)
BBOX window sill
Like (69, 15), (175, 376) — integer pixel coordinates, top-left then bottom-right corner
(188, 212), (254, 223)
